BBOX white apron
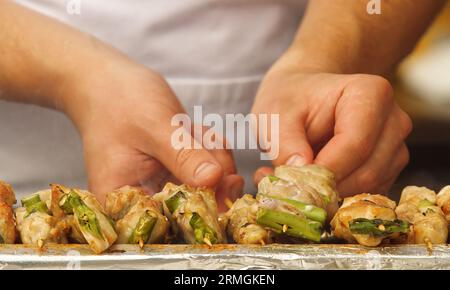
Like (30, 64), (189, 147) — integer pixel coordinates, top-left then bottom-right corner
(3, 0), (307, 197)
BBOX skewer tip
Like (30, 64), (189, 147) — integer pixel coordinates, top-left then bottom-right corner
(37, 239), (44, 249)
(424, 238), (433, 254)
(203, 237), (213, 247)
(224, 198), (233, 209)
(259, 239), (266, 246)
(282, 224), (288, 233)
(139, 239), (145, 249)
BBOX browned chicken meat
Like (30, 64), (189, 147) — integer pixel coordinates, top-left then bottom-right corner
(225, 194), (271, 245)
(154, 183), (226, 245)
(437, 186), (450, 225)
(331, 194), (410, 247)
(0, 181), (16, 244)
(16, 189), (69, 247)
(51, 184), (117, 253)
(105, 186), (169, 246)
(396, 186), (448, 245)
(274, 165), (340, 218)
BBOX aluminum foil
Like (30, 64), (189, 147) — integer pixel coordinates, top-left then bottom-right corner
(0, 244), (449, 270)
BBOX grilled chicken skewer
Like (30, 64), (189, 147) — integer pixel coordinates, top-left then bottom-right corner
(105, 186), (169, 246)
(274, 165), (340, 218)
(331, 194), (409, 247)
(154, 183), (226, 245)
(396, 186), (448, 245)
(225, 194), (271, 245)
(16, 189), (69, 247)
(0, 181), (17, 244)
(51, 185), (117, 254)
(236, 165), (337, 243)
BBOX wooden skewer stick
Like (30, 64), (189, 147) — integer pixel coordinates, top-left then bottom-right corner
(139, 239), (144, 249)
(224, 198), (234, 210)
(259, 239), (266, 246)
(282, 224), (288, 233)
(424, 238), (433, 254)
(37, 239), (44, 249)
(203, 237), (213, 247)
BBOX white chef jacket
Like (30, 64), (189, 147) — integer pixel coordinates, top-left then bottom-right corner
(3, 0), (307, 197)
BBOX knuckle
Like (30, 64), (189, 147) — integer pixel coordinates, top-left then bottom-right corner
(356, 169), (380, 191)
(398, 111), (413, 138)
(349, 137), (373, 161)
(350, 75), (394, 105)
(175, 148), (197, 172)
(397, 146), (410, 169)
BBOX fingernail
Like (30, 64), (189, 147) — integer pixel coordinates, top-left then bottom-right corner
(286, 155), (307, 167)
(195, 162), (220, 181)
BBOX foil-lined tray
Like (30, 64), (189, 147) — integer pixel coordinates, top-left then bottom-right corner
(0, 244), (449, 269)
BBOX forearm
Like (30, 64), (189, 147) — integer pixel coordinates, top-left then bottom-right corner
(278, 0), (445, 75)
(0, 1), (133, 111)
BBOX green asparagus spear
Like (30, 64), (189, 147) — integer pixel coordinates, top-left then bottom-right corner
(258, 194), (327, 224)
(349, 218), (410, 237)
(59, 193), (74, 214)
(256, 207), (323, 242)
(418, 199), (436, 215)
(21, 193), (49, 217)
(63, 191), (104, 239)
(21, 194), (41, 208)
(165, 191), (186, 214)
(267, 175), (280, 183)
(128, 210), (157, 244)
(189, 212), (218, 245)
(25, 201), (49, 216)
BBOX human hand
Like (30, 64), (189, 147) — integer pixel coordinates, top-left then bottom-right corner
(252, 64), (412, 197)
(60, 61), (243, 209)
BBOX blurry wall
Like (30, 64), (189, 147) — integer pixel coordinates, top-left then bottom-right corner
(391, 3), (450, 196)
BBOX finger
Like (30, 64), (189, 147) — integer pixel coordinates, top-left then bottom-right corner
(201, 126), (237, 175)
(338, 144), (410, 197)
(149, 124), (225, 189)
(253, 166), (274, 186)
(335, 106), (411, 195)
(268, 112), (314, 167)
(315, 75), (394, 181)
(86, 145), (166, 204)
(216, 174), (245, 213)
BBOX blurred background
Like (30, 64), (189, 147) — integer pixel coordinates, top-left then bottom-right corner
(391, 2), (450, 198)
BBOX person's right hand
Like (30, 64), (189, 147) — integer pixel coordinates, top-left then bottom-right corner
(60, 60), (243, 210)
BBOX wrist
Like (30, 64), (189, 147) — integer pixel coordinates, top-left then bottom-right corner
(267, 47), (348, 77)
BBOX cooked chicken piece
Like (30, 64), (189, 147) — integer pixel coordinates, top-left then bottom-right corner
(106, 186), (169, 245)
(225, 194), (271, 244)
(154, 183), (226, 245)
(15, 207), (68, 246)
(274, 165), (340, 218)
(437, 186), (450, 223)
(15, 189), (70, 246)
(0, 181), (16, 207)
(105, 186), (148, 220)
(399, 186), (437, 205)
(0, 201), (16, 244)
(51, 185), (117, 253)
(396, 186), (448, 244)
(258, 175), (325, 209)
(331, 194), (408, 247)
(0, 181), (16, 244)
